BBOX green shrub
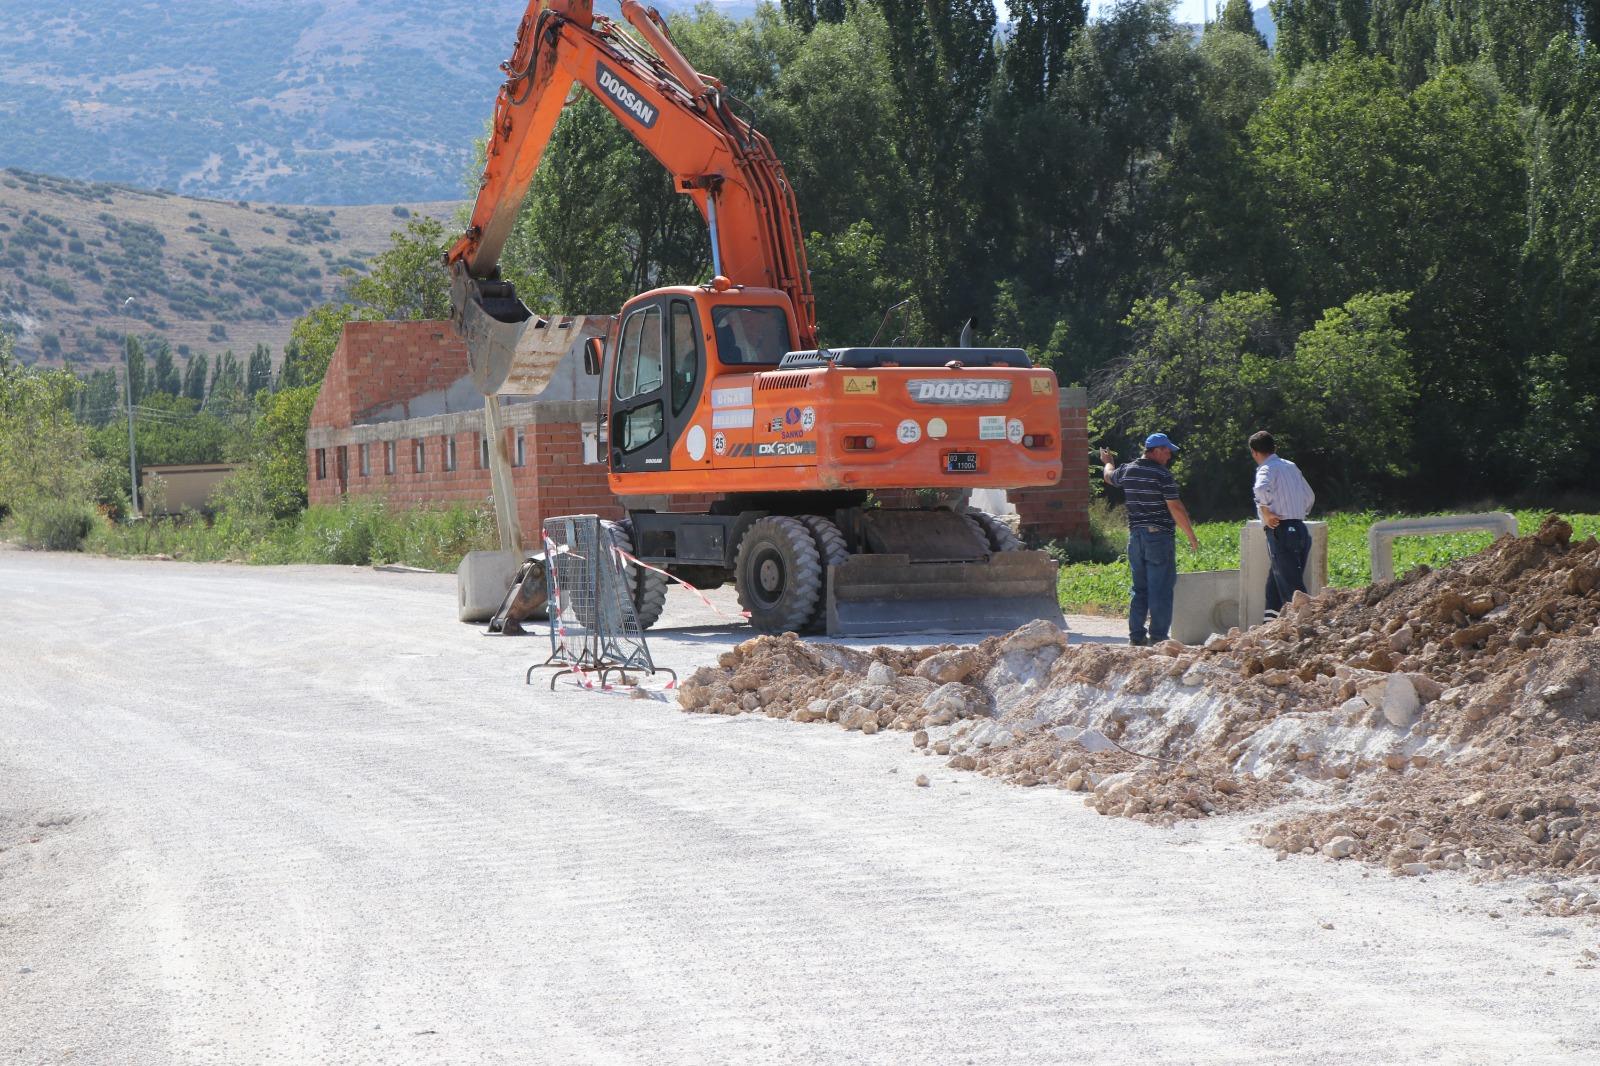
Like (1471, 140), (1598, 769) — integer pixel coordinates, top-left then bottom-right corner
(8, 498), (100, 550)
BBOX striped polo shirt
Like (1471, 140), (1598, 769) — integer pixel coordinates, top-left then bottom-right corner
(1109, 457), (1179, 531)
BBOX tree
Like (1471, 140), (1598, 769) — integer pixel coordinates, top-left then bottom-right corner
(246, 343), (273, 397)
(182, 353), (209, 403)
(149, 339), (180, 396)
(871, 0), (998, 339)
(1278, 291), (1416, 500)
(1217, 0), (1268, 47)
(0, 335), (104, 518)
(1272, 0), (1372, 73)
(242, 386), (320, 519)
(1249, 55), (1526, 497)
(1091, 281), (1287, 514)
(286, 305), (355, 387)
(124, 336), (147, 407)
(1004, 0), (1090, 102)
(348, 216), (451, 320)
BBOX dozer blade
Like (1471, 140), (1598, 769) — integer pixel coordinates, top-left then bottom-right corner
(824, 551), (1065, 638)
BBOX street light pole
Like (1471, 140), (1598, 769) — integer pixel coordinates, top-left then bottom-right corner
(123, 297), (141, 519)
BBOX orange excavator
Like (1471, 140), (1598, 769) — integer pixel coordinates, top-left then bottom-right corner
(448, 0), (1066, 636)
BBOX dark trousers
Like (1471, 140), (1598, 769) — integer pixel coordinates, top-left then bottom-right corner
(1127, 526), (1176, 642)
(1264, 519), (1311, 615)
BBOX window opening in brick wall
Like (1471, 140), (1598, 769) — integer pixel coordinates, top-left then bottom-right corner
(513, 430), (526, 468)
(414, 439), (426, 473)
(384, 440), (396, 475)
(358, 443), (370, 477)
(444, 435), (457, 472)
(315, 448), (326, 480)
(478, 433), (488, 470)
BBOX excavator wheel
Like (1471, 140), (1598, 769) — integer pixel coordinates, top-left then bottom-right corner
(605, 519), (668, 631)
(734, 516), (823, 634)
(797, 515), (851, 634)
(968, 509), (1025, 553)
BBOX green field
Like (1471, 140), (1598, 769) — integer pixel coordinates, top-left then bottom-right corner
(1057, 510), (1600, 615)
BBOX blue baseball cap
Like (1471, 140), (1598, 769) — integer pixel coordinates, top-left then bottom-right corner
(1144, 432), (1180, 452)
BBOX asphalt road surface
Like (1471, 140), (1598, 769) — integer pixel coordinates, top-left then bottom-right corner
(3, 550), (1598, 1065)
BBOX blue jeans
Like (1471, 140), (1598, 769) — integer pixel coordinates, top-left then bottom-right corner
(1127, 526), (1176, 643)
(1264, 520), (1311, 615)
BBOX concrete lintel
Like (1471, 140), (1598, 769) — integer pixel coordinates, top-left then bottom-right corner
(1367, 513), (1517, 583)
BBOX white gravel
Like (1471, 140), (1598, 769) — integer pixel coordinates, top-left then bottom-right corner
(3, 550), (1599, 1065)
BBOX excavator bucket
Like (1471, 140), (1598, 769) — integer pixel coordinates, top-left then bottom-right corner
(823, 510), (1065, 637)
(824, 552), (1065, 638)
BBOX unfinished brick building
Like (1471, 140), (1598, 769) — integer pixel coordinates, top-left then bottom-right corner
(305, 320), (1091, 543)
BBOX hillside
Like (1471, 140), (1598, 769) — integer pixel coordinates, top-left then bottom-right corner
(0, 169), (459, 367)
(0, 0), (755, 205)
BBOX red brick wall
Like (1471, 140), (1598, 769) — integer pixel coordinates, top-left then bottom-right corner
(308, 321), (470, 434)
(1010, 400), (1092, 541)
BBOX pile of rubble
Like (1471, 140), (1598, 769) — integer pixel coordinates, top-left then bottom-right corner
(675, 516), (1600, 905)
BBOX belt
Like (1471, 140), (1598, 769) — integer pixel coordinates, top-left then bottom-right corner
(1136, 525), (1173, 534)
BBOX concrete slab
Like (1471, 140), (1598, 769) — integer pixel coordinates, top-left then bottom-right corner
(1368, 513), (1517, 582)
(1173, 570), (1241, 645)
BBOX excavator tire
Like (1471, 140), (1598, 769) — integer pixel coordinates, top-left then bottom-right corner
(608, 519), (668, 631)
(968, 509), (1025, 553)
(797, 514), (851, 634)
(734, 516), (823, 634)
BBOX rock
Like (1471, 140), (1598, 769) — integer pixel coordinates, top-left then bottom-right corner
(1179, 664), (1208, 687)
(1064, 771), (1086, 791)
(793, 705), (826, 724)
(865, 661), (896, 688)
(1000, 619), (1069, 654)
(947, 754), (977, 771)
(915, 774), (930, 787)
(1157, 640), (1185, 657)
(922, 682), (982, 725)
(912, 729), (929, 748)
(1399, 862), (1431, 877)
(1204, 634), (1232, 653)
(1403, 673), (1445, 703)
(861, 719), (879, 735)
(1322, 836), (1359, 859)
(839, 705), (871, 730)
(1291, 589), (1311, 609)
(1383, 754), (1409, 771)
(1405, 828), (1431, 850)
(1389, 625), (1415, 652)
(914, 648), (980, 684)
(1360, 674), (1420, 728)
(1259, 670), (1293, 687)
(933, 740), (951, 755)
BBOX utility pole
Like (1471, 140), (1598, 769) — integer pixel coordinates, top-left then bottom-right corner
(123, 297), (141, 518)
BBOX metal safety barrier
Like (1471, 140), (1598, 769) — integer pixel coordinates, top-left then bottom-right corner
(528, 514), (673, 690)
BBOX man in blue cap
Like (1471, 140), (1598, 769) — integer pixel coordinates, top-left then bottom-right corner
(1100, 433), (1201, 645)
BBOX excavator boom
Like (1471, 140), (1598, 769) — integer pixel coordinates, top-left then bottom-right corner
(448, 1), (1066, 638)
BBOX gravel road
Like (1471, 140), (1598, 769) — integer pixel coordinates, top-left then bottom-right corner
(3, 550), (1598, 1065)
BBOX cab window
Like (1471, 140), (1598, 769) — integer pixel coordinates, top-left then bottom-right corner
(614, 306), (663, 401)
(710, 305), (791, 365)
(669, 300), (699, 415)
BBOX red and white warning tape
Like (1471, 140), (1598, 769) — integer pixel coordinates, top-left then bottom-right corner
(610, 545), (751, 622)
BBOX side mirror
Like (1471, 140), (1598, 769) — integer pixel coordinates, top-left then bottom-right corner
(583, 336), (604, 377)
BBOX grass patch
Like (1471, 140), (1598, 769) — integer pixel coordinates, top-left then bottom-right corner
(83, 496), (496, 572)
(1057, 509), (1600, 615)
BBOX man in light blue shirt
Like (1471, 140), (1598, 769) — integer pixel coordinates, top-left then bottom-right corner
(1250, 430), (1315, 620)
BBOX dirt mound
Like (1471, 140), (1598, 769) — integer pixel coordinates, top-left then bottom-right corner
(675, 517), (1600, 905)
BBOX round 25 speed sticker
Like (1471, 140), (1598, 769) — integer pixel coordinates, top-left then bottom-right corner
(896, 419), (921, 444)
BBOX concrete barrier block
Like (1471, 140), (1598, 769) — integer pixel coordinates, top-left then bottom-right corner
(1173, 570), (1242, 645)
(1367, 513), (1517, 583)
(457, 549), (524, 623)
(1239, 521), (1329, 628)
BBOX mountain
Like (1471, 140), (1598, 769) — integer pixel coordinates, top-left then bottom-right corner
(1255, 3), (1277, 47)
(0, 0), (755, 206)
(0, 168), (458, 366)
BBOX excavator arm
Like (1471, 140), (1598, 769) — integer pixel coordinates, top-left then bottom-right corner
(447, 0), (815, 370)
